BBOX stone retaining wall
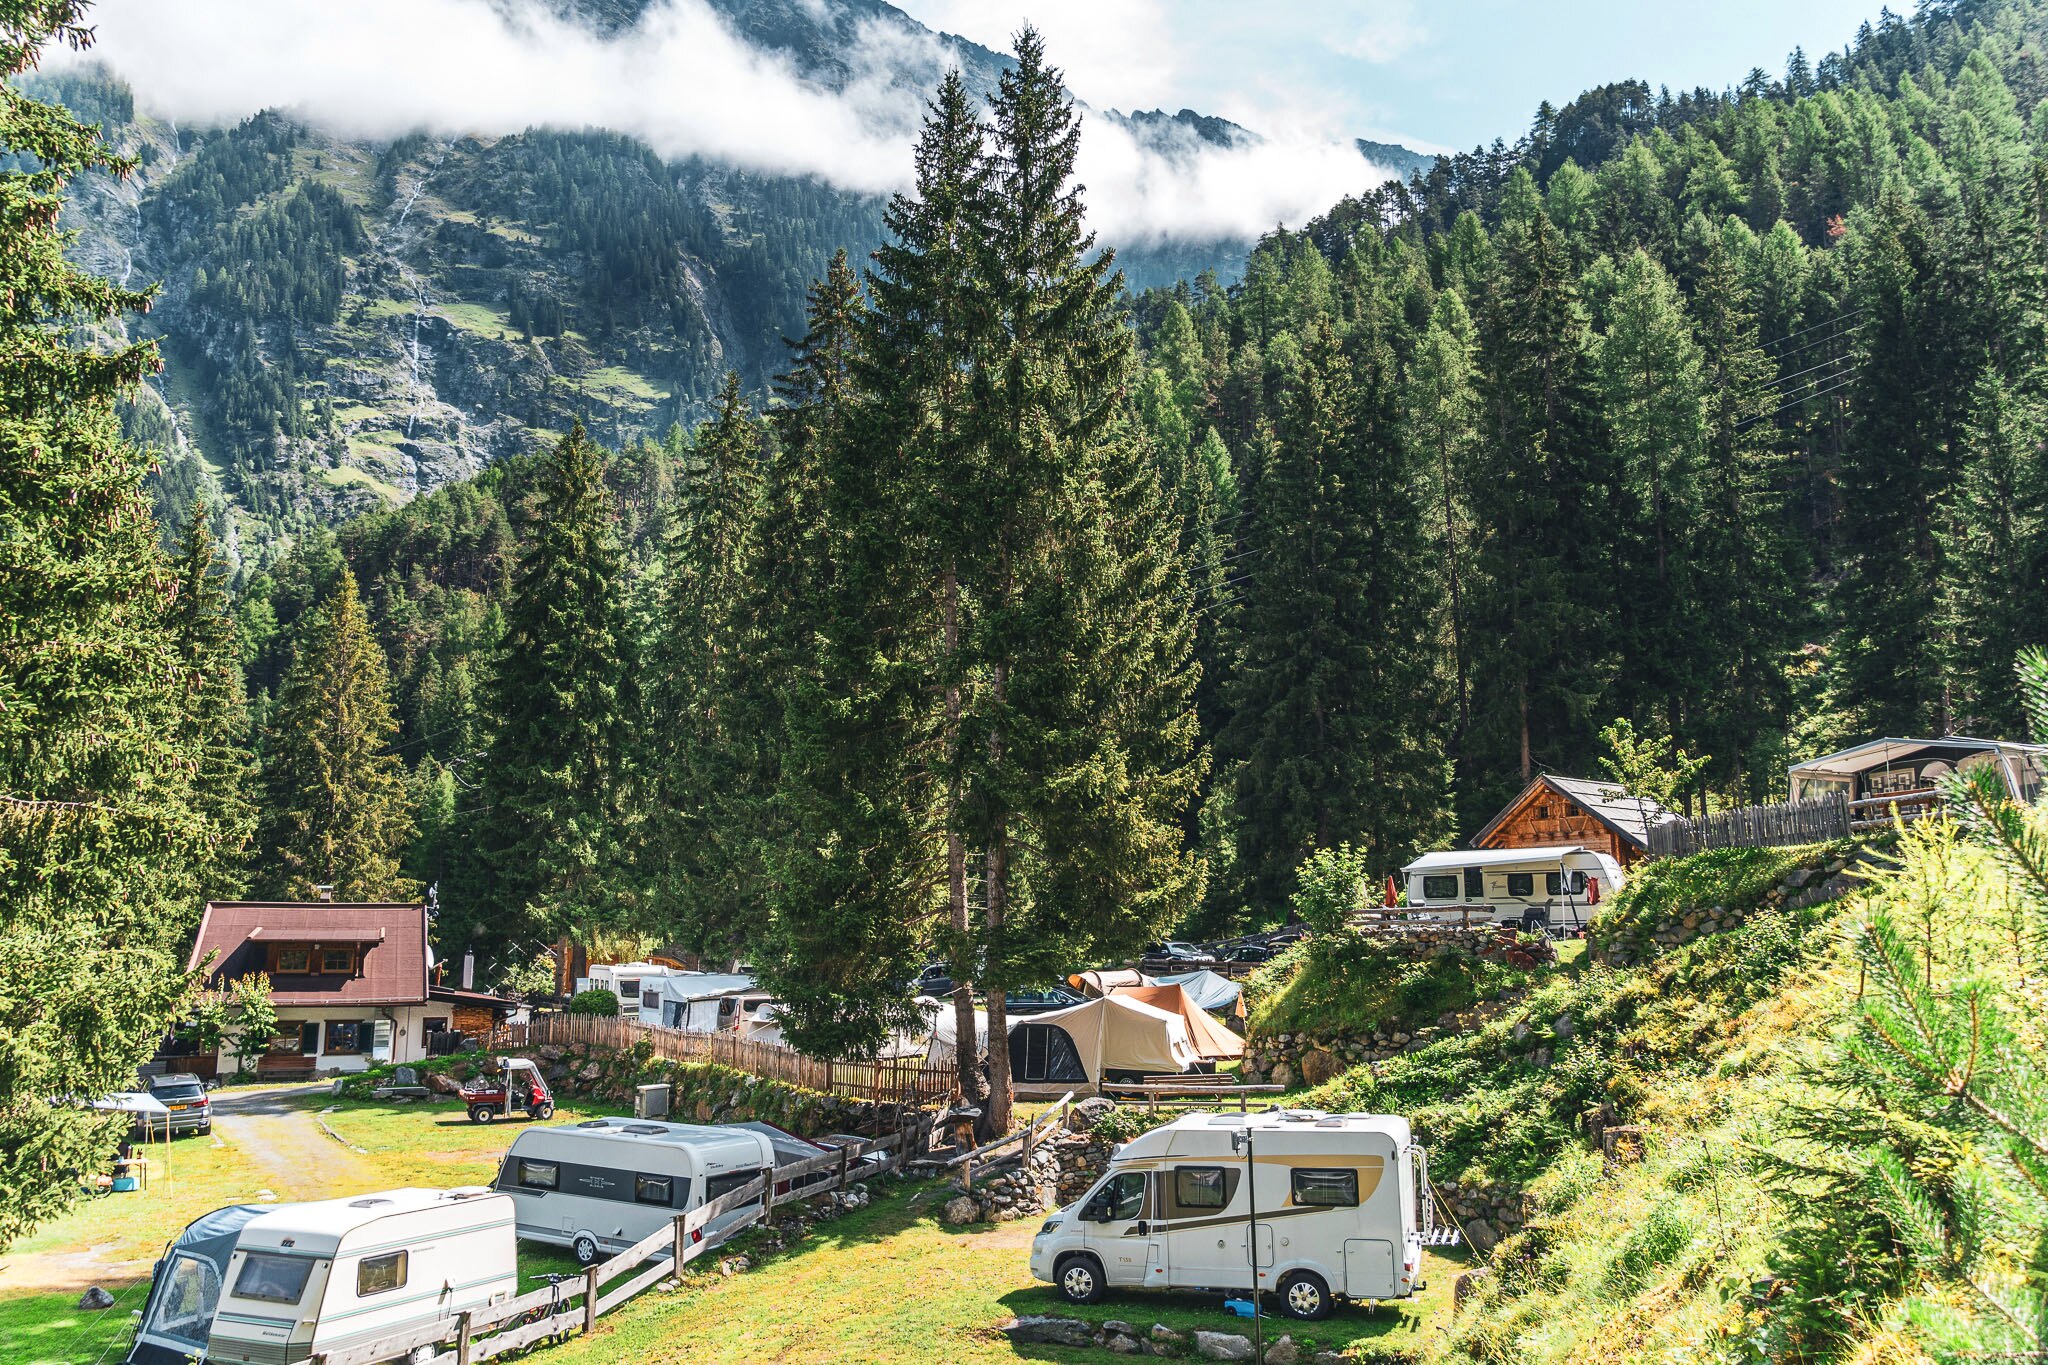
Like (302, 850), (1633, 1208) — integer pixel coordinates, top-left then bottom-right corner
(1589, 845), (1880, 967)
(531, 1038), (891, 1135)
(942, 1135), (1117, 1224)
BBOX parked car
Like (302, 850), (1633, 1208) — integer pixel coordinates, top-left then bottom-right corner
(1142, 941), (1217, 966)
(147, 1073), (212, 1137)
(1216, 940), (1274, 963)
(913, 964), (955, 998)
(1003, 986), (1084, 1016)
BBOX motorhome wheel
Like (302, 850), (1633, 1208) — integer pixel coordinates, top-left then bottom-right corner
(1055, 1254), (1105, 1305)
(573, 1233), (601, 1266)
(1278, 1270), (1332, 1321)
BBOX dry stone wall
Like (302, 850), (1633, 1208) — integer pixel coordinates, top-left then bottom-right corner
(1588, 845), (1882, 967)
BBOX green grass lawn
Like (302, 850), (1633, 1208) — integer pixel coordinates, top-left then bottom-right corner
(543, 1178), (1459, 1364)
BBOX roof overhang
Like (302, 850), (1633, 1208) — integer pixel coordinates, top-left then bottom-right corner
(247, 927), (387, 943)
(1788, 735), (2048, 780)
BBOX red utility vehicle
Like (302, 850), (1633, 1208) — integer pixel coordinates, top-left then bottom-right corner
(460, 1057), (556, 1123)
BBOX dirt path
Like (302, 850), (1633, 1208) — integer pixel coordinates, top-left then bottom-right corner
(212, 1095), (378, 1201)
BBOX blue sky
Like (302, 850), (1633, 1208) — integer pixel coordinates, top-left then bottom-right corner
(893, 0), (1903, 152)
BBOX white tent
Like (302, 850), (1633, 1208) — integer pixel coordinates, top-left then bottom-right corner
(93, 1091), (173, 1183)
(883, 996), (987, 1065)
(643, 973), (763, 1031)
(1007, 995), (1201, 1087)
(1151, 969), (1244, 1017)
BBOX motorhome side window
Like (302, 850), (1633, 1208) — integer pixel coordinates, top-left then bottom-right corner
(356, 1250), (407, 1297)
(518, 1159), (559, 1190)
(1422, 874), (1458, 901)
(1506, 872), (1534, 898)
(1174, 1166), (1231, 1210)
(1290, 1168), (1360, 1207)
(233, 1253), (313, 1304)
(635, 1174), (674, 1206)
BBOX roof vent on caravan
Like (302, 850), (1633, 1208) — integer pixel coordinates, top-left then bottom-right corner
(624, 1123), (669, 1135)
(445, 1186), (492, 1200)
(348, 1197), (394, 1208)
(577, 1119), (610, 1128)
(1280, 1109), (1326, 1122)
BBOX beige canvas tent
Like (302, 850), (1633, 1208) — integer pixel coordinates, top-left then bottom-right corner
(1069, 968), (1149, 997)
(1007, 994), (1202, 1087)
(1110, 984), (1245, 1061)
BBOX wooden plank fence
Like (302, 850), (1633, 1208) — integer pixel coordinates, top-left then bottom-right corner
(1100, 1075), (1286, 1113)
(943, 1092), (1074, 1190)
(1646, 792), (1851, 859)
(313, 1114), (936, 1365)
(506, 1014), (955, 1109)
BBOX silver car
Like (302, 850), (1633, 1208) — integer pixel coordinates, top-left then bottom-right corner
(147, 1073), (212, 1136)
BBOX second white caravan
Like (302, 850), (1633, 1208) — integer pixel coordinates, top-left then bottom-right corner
(492, 1117), (779, 1265)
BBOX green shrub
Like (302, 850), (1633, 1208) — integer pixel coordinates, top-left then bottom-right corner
(568, 988), (620, 1016)
(1601, 1199), (1692, 1295)
(1089, 1106), (1174, 1144)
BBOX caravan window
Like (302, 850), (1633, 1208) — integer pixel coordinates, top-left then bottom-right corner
(518, 1159), (560, 1190)
(1464, 867), (1484, 899)
(1506, 873), (1534, 899)
(1171, 1166), (1236, 1213)
(1422, 875), (1458, 901)
(635, 1174), (676, 1206)
(356, 1251), (407, 1297)
(1291, 1168), (1360, 1207)
(705, 1170), (765, 1206)
(233, 1253), (313, 1304)
(1545, 871), (1587, 896)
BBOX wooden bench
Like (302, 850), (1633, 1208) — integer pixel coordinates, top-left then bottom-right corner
(256, 1055), (318, 1082)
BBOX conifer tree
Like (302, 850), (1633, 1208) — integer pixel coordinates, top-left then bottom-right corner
(258, 569), (415, 899)
(464, 424), (631, 954)
(1402, 291), (1483, 753)
(643, 374), (765, 957)
(0, 0), (212, 1241)
(167, 501), (257, 898)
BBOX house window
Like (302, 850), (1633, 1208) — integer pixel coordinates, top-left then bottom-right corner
(356, 1251), (407, 1297)
(320, 947), (354, 974)
(634, 1174), (673, 1206)
(1422, 875), (1459, 901)
(298, 1022), (320, 1055)
(1506, 873), (1535, 899)
(273, 946), (310, 974)
(1464, 867), (1484, 899)
(324, 1021), (365, 1055)
(1291, 1168), (1360, 1207)
(518, 1160), (559, 1191)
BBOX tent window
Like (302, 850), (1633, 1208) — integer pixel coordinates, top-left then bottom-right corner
(705, 1170), (763, 1207)
(1422, 875), (1458, 901)
(145, 1253), (221, 1348)
(1009, 1024), (1087, 1083)
(1291, 1168), (1359, 1207)
(1506, 873), (1534, 898)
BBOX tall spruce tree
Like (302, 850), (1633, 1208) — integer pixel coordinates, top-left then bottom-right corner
(0, 0), (211, 1243)
(1402, 290), (1483, 758)
(643, 374), (765, 957)
(258, 569), (415, 899)
(464, 423), (632, 959)
(167, 501), (257, 899)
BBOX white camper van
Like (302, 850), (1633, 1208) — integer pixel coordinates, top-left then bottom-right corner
(1030, 1110), (1435, 1320)
(1401, 845), (1624, 932)
(493, 1117), (779, 1265)
(204, 1188), (517, 1365)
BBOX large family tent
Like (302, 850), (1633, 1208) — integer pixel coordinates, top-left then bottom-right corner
(1068, 968), (1149, 997)
(1151, 969), (1245, 1018)
(1109, 984), (1244, 1061)
(1007, 995), (1202, 1087)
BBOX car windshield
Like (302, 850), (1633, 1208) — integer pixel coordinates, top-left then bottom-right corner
(154, 1084), (205, 1100)
(145, 1253), (221, 1348)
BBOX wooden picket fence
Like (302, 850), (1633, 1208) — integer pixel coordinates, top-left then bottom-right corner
(314, 1114), (936, 1365)
(506, 1014), (956, 1109)
(1646, 793), (1851, 859)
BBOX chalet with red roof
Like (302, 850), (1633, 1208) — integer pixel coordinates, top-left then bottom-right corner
(187, 900), (515, 1077)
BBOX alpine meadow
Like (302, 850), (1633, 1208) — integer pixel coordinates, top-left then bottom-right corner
(7, 0), (2048, 1362)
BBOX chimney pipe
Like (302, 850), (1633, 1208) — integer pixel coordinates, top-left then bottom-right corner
(461, 949), (475, 992)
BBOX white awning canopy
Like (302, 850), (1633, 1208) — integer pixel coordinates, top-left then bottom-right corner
(1789, 735), (2048, 780)
(1404, 845), (1601, 875)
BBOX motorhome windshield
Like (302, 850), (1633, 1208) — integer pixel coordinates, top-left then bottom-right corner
(144, 1253), (220, 1347)
(232, 1253), (313, 1304)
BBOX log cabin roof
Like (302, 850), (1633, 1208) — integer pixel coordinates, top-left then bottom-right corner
(1473, 775), (1676, 853)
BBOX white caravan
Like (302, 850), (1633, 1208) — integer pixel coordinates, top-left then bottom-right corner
(492, 1117), (778, 1265)
(1401, 845), (1624, 932)
(204, 1188), (517, 1365)
(1030, 1110), (1435, 1320)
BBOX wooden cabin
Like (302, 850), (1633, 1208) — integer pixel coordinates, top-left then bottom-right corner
(1473, 774), (1674, 869)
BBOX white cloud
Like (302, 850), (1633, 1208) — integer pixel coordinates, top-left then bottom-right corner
(889, 0), (1185, 112)
(51, 0), (1391, 243)
(1334, 0), (1426, 64)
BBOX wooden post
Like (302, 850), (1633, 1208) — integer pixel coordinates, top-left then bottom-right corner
(456, 1311), (473, 1365)
(583, 1264), (600, 1333)
(673, 1213), (688, 1271)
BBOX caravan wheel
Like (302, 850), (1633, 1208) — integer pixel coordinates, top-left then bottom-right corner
(572, 1234), (601, 1267)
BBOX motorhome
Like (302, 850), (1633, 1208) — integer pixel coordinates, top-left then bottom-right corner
(1400, 845), (1624, 932)
(1030, 1110), (1434, 1320)
(202, 1188), (518, 1365)
(492, 1117), (779, 1265)
(639, 972), (771, 1032)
